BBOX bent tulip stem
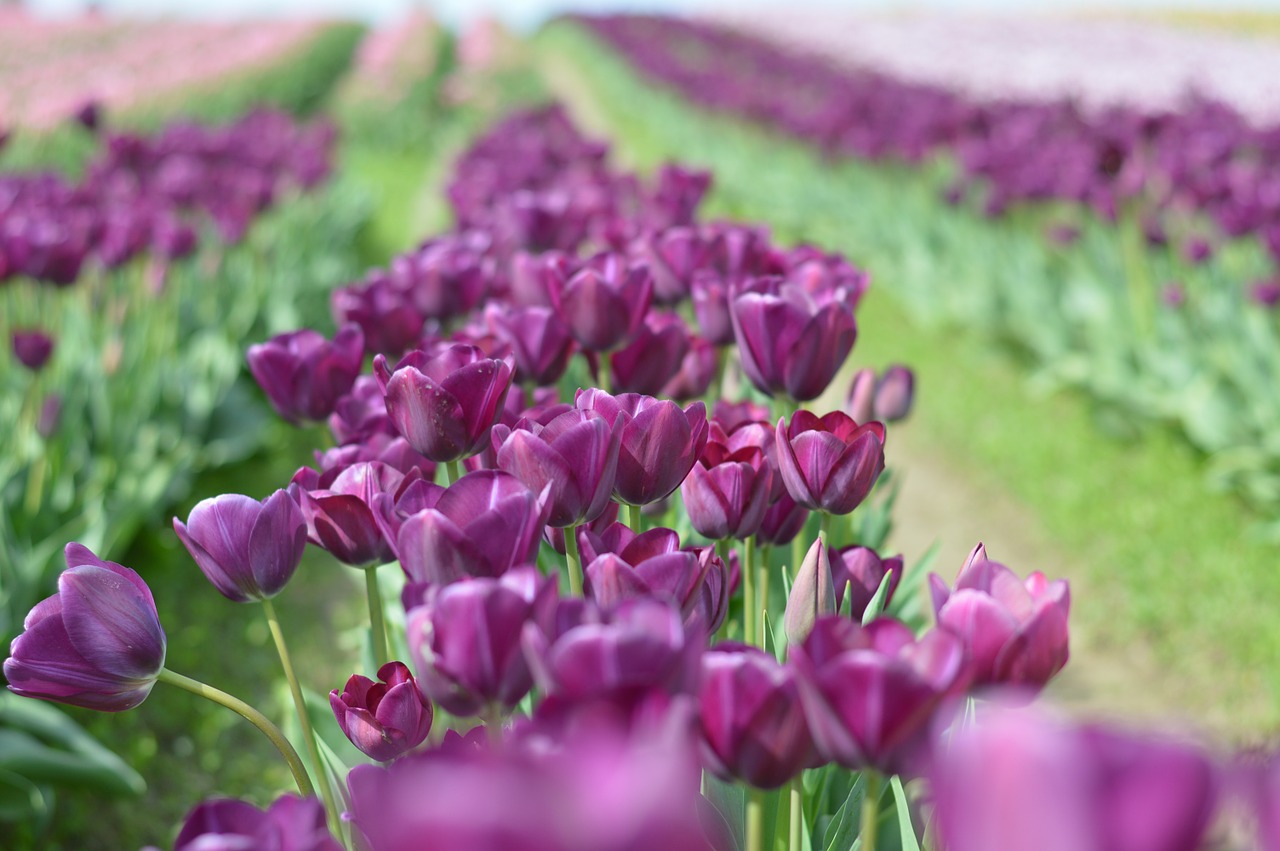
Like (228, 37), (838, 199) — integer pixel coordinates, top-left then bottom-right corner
(365, 565), (390, 667)
(746, 785), (766, 851)
(156, 668), (313, 798)
(627, 502), (642, 533)
(861, 771), (881, 851)
(565, 522), (584, 596)
(261, 598), (342, 838)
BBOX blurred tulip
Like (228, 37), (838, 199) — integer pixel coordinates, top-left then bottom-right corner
(845, 368), (875, 424)
(331, 272), (425, 359)
(330, 661), (433, 762)
(247, 324), (365, 424)
(830, 545), (902, 622)
(173, 490), (306, 602)
(662, 336), (718, 401)
(551, 252), (653, 351)
(172, 794), (339, 851)
(583, 531), (728, 631)
(609, 312), (691, 396)
(874, 364), (915, 422)
(485, 303), (576, 386)
(785, 538), (836, 646)
(11, 329), (54, 371)
(776, 411), (885, 515)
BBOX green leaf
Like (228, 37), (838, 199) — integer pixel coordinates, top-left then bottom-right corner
(704, 773), (745, 851)
(0, 695), (144, 797)
(0, 767), (49, 826)
(861, 570), (895, 625)
(890, 776), (921, 851)
(822, 772), (867, 851)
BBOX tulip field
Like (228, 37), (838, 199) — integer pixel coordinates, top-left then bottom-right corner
(3, 7), (1280, 851)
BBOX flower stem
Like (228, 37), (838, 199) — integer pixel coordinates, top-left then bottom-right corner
(364, 565), (390, 667)
(564, 522), (584, 596)
(480, 705), (504, 748)
(755, 539), (768, 645)
(627, 502), (643, 533)
(597, 353), (612, 395)
(261, 598), (342, 838)
(445, 459), (463, 485)
(861, 770), (882, 851)
(156, 668), (313, 797)
(743, 535), (756, 646)
(746, 785), (766, 851)
(790, 775), (804, 851)
(819, 511), (831, 548)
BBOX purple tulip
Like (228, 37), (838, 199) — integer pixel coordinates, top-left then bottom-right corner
(639, 226), (707, 303)
(485, 303), (576, 386)
(776, 411), (885, 515)
(583, 529), (728, 632)
(757, 492), (810, 547)
(550, 252), (653, 352)
(492, 408), (621, 528)
(173, 490), (307, 602)
(331, 272), (425, 359)
(11, 329), (54, 372)
(662, 336), (717, 401)
(730, 279), (857, 401)
(691, 270), (735, 345)
(330, 661), (433, 762)
(786, 245), (870, 308)
(1250, 279), (1280, 308)
(576, 389), (708, 506)
(396, 470), (547, 584)
(934, 704), (1219, 851)
(407, 567), (556, 717)
(680, 431), (775, 541)
(375, 344), (515, 464)
(609, 312), (691, 396)
(392, 233), (492, 323)
(173, 794), (339, 851)
(5, 543), (166, 712)
(73, 99), (100, 131)
(1235, 750), (1280, 851)
(790, 616), (965, 775)
(507, 250), (575, 308)
(785, 538), (836, 646)
(874, 364), (915, 422)
(845, 368), (876, 424)
(699, 643), (817, 788)
(830, 545), (903, 622)
(247, 324), (365, 424)
(929, 544), (1070, 691)
(292, 462), (409, 567)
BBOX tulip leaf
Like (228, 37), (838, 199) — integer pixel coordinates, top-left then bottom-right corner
(0, 767), (49, 827)
(890, 776), (921, 851)
(703, 773), (745, 851)
(861, 570), (895, 626)
(0, 695), (144, 797)
(822, 772), (867, 851)
(889, 541), (940, 632)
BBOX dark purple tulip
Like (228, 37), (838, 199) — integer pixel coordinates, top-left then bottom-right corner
(757, 492), (809, 547)
(776, 411), (885, 515)
(831, 545), (903, 622)
(5, 543), (166, 712)
(328, 375), (395, 446)
(662, 336), (717, 401)
(74, 100), (100, 131)
(316, 434), (435, 486)
(330, 661), (432, 762)
(11, 329), (54, 371)
(397, 470), (547, 584)
(680, 434), (774, 541)
(1250, 279), (1280, 308)
(492, 408), (621, 528)
(293, 462), (408, 567)
(375, 344), (515, 464)
(550, 252), (653, 352)
(874, 364), (915, 422)
(786, 246), (870, 308)
(247, 324), (365, 424)
(845, 368), (875, 424)
(173, 490), (306, 602)
(407, 567), (556, 716)
(934, 704), (1219, 851)
(576, 389), (708, 506)
(699, 643), (817, 789)
(584, 532), (728, 631)
(507, 250), (575, 308)
(173, 794), (340, 851)
(730, 280), (857, 401)
(691, 270), (735, 345)
(485, 303), (576, 386)
(331, 273), (425, 359)
(929, 544), (1070, 691)
(393, 233), (492, 322)
(790, 617), (965, 775)
(785, 538), (836, 646)
(638, 226), (707, 303)
(609, 312), (691, 396)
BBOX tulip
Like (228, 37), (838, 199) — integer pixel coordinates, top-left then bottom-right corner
(757, 492), (810, 547)
(874, 365), (915, 422)
(583, 532), (728, 632)
(699, 643), (817, 788)
(375, 344), (514, 464)
(609, 312), (691, 396)
(327, 375), (396, 446)
(680, 430), (775, 541)
(485, 303), (576, 386)
(785, 538), (836, 646)
(507, 250), (575, 308)
(662, 335), (718, 401)
(330, 662), (432, 762)
(550, 252), (653, 352)
(790, 617), (965, 775)
(786, 245), (870, 308)
(407, 567), (556, 717)
(830, 545), (903, 622)
(397, 470), (547, 584)
(845, 368), (876, 424)
(5, 543), (166, 712)
(730, 279), (857, 401)
(576, 389), (708, 507)
(934, 704), (1219, 851)
(247, 324), (365, 424)
(74, 99), (100, 131)
(292, 462), (409, 567)
(639, 226), (707, 303)
(929, 544), (1070, 691)
(173, 490), (307, 602)
(492, 408), (621, 527)
(11, 329), (54, 371)
(691, 270), (735, 345)
(172, 794), (340, 851)
(392, 232), (492, 323)
(713, 399), (772, 433)
(331, 271), (425, 359)
(776, 411), (885, 515)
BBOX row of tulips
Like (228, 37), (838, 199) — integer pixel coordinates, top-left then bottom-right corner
(6, 92), (1269, 850)
(568, 14), (1280, 517)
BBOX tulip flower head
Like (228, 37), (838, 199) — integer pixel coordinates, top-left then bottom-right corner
(247, 324), (365, 424)
(173, 490), (307, 602)
(171, 794), (340, 851)
(330, 661), (433, 762)
(776, 411), (885, 516)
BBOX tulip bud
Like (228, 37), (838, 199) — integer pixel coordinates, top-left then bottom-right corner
(11, 329), (55, 372)
(330, 662), (432, 762)
(173, 490), (307, 602)
(873, 365), (915, 422)
(785, 537), (836, 646)
(845, 368), (875, 424)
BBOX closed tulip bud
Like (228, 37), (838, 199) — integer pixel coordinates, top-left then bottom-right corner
(173, 794), (340, 851)
(874, 365), (915, 422)
(5, 544), (166, 712)
(330, 662), (433, 762)
(776, 411), (885, 516)
(785, 538), (836, 646)
(691, 270), (735, 345)
(485, 303), (576, 386)
(699, 644), (817, 788)
(551, 252), (653, 352)
(247, 324), (365, 424)
(830, 545), (903, 622)
(408, 567), (556, 716)
(929, 546), (1070, 692)
(790, 617), (965, 775)
(11, 328), (54, 371)
(375, 344), (515, 463)
(609, 312), (691, 396)
(845, 368), (876, 424)
(173, 490), (307, 602)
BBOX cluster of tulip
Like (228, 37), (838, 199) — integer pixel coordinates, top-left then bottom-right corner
(0, 107), (334, 289)
(5, 99), (1266, 850)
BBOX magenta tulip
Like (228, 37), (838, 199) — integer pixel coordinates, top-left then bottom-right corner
(173, 490), (307, 602)
(776, 411), (885, 515)
(330, 661), (432, 762)
(173, 794), (339, 851)
(247, 324), (365, 424)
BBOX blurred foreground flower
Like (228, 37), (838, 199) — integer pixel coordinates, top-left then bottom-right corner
(164, 794), (339, 851)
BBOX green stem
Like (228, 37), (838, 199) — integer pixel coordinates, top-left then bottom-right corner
(746, 785), (766, 851)
(597, 353), (612, 395)
(156, 668), (313, 797)
(627, 501), (643, 533)
(743, 535), (756, 646)
(790, 775), (804, 851)
(819, 512), (832, 548)
(261, 599), (341, 837)
(710, 345), (727, 404)
(445, 459), (463, 485)
(861, 771), (882, 851)
(564, 522), (584, 596)
(480, 705), (504, 748)
(756, 539), (769, 644)
(365, 565), (390, 667)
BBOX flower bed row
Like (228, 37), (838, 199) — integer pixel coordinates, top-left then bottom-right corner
(8, 84), (1276, 848)
(574, 13), (1280, 517)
